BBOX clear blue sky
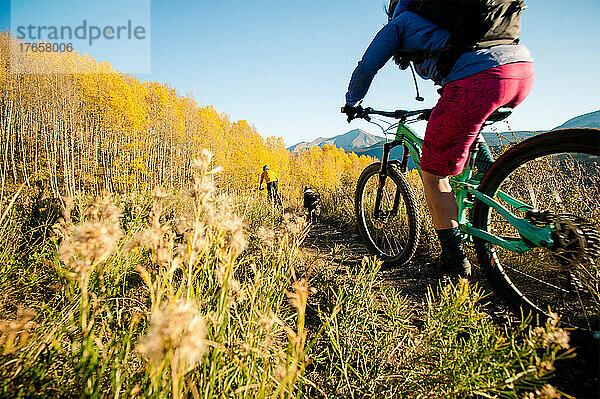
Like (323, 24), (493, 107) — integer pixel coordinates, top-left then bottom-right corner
(2, 0), (599, 146)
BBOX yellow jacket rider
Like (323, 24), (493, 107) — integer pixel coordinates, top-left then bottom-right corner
(259, 165), (279, 202)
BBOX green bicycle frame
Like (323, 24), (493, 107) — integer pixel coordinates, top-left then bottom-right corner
(391, 122), (555, 254)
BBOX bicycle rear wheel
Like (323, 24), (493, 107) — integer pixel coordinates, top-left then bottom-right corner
(472, 128), (600, 337)
(355, 162), (420, 266)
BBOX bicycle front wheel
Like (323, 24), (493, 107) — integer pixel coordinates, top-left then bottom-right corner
(472, 128), (600, 336)
(355, 162), (420, 266)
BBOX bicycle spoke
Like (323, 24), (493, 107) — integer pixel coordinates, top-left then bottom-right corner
(475, 136), (600, 333)
(357, 163), (419, 264)
(502, 263), (570, 294)
(573, 282), (592, 330)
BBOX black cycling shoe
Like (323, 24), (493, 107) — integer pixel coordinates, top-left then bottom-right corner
(436, 256), (472, 278)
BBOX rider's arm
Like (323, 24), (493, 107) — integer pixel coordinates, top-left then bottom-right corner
(258, 173), (264, 188)
(345, 20), (404, 106)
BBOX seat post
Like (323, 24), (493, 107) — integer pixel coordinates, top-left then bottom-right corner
(472, 134), (494, 179)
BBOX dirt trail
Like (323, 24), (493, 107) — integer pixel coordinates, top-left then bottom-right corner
(302, 218), (600, 398)
(303, 218), (512, 321)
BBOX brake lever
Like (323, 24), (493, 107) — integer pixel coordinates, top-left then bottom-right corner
(417, 109), (432, 121)
(361, 107), (373, 122)
(340, 105), (372, 122)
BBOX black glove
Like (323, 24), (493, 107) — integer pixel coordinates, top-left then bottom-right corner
(342, 104), (363, 123)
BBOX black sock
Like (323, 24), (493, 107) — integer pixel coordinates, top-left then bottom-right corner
(436, 227), (466, 262)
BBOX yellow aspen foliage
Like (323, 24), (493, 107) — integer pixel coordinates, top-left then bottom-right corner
(0, 32), (375, 199)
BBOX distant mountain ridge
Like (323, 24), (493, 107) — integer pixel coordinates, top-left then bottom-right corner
(553, 110), (600, 130)
(288, 109), (600, 160)
(288, 129), (382, 153)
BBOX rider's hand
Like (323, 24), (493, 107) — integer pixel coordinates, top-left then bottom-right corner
(342, 104), (363, 123)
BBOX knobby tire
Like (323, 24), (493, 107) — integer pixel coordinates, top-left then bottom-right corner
(471, 128), (600, 337)
(355, 162), (420, 267)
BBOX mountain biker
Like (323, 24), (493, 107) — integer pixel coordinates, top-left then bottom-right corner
(303, 187), (322, 223)
(259, 165), (280, 203)
(343, 0), (534, 276)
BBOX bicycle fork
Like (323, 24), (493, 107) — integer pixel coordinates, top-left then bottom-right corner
(374, 141), (406, 220)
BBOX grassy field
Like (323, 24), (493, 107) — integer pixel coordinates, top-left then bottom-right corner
(0, 153), (575, 398)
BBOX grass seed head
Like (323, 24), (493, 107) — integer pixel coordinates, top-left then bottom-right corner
(56, 195), (123, 277)
(137, 300), (208, 373)
(84, 194), (122, 225)
(259, 310), (276, 333)
(192, 149), (213, 173)
(152, 186), (169, 199)
(0, 307), (37, 354)
(190, 176), (216, 201)
(257, 226), (275, 248)
(286, 279), (311, 312)
(59, 221), (121, 276)
(537, 384), (560, 399)
(529, 315), (570, 350)
(137, 197), (176, 268)
(229, 222), (247, 258)
(139, 226), (175, 268)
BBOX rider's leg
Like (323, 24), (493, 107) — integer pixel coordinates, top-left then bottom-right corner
(272, 181), (281, 206)
(267, 182), (274, 202)
(420, 62), (534, 276)
(421, 171), (458, 230)
(422, 170), (469, 275)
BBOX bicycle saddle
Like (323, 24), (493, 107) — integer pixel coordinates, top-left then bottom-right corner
(485, 107), (513, 124)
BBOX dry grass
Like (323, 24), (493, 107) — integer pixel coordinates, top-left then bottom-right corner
(0, 152), (575, 398)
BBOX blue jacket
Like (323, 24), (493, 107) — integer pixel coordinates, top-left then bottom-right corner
(345, 10), (533, 106)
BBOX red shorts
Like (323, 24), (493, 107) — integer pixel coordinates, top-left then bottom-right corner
(421, 62), (535, 176)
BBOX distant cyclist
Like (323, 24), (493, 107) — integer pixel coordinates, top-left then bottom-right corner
(303, 187), (321, 223)
(259, 165), (280, 204)
(343, 0), (534, 276)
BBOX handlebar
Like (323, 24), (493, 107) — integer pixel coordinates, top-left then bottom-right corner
(341, 106), (432, 122)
